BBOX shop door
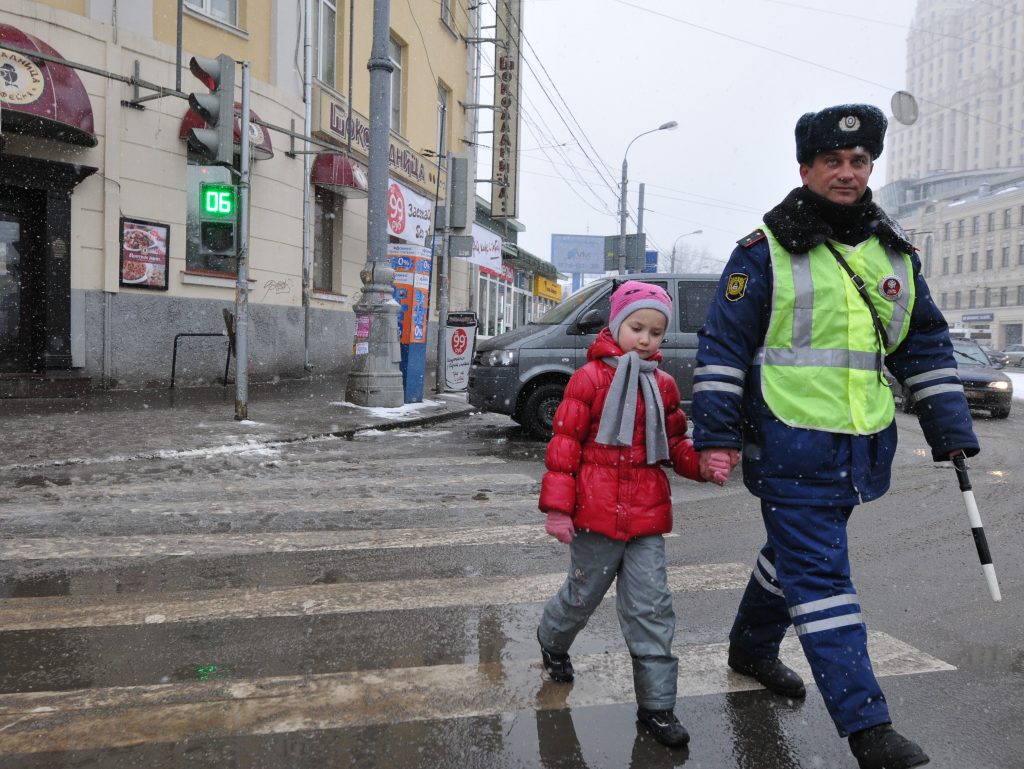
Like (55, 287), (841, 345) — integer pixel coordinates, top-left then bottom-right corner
(0, 189), (46, 373)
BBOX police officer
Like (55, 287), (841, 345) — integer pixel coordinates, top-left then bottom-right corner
(691, 104), (979, 769)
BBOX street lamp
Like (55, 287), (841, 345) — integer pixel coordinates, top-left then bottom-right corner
(670, 229), (703, 272)
(619, 120), (678, 274)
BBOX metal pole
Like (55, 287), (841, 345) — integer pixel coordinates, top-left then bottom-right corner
(234, 61), (252, 420)
(434, 106), (450, 395)
(302, 0), (313, 372)
(952, 454), (1002, 601)
(344, 0), (405, 406)
(618, 156), (627, 275)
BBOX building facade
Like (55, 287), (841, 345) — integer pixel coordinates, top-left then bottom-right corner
(0, 0), (554, 397)
(882, 0), (1024, 348)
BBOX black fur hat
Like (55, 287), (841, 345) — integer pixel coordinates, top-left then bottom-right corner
(795, 104), (887, 165)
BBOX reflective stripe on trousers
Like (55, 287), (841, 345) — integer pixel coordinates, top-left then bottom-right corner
(728, 502), (891, 735)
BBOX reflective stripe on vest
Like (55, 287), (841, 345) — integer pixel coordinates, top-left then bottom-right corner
(758, 228), (915, 434)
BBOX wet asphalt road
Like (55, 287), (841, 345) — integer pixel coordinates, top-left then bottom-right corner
(0, 409), (1021, 768)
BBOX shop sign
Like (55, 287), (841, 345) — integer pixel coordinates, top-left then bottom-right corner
(470, 224), (502, 270)
(0, 48), (44, 106)
(480, 262), (514, 283)
(321, 95), (434, 189)
(534, 275), (562, 302)
(491, 0), (522, 218)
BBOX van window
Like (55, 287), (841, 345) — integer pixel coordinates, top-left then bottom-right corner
(677, 280), (718, 333)
(535, 280), (606, 325)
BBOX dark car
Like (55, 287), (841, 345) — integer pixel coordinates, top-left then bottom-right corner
(895, 340), (1012, 419)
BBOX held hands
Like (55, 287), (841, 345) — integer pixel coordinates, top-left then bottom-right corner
(545, 512), (576, 544)
(699, 449), (740, 486)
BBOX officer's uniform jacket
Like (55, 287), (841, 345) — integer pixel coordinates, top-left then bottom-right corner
(692, 188), (980, 507)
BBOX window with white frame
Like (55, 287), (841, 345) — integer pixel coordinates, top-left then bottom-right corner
(389, 35), (403, 133)
(185, 0), (237, 26)
(315, 0), (337, 87)
(437, 82), (450, 167)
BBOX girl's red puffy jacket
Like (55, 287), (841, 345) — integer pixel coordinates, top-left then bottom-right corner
(538, 328), (703, 541)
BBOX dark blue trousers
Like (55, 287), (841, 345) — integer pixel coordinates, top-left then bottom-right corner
(729, 501), (891, 735)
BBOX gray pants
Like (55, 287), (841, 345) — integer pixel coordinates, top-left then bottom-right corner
(538, 531), (678, 710)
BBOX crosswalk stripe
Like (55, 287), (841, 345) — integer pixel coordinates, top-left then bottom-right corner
(0, 563), (750, 631)
(0, 632), (954, 755)
(0, 524), (679, 561)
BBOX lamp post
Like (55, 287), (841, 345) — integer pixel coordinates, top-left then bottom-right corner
(619, 121), (677, 274)
(669, 229), (703, 272)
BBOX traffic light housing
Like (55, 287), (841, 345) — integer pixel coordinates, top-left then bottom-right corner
(198, 180), (237, 257)
(186, 54), (236, 166)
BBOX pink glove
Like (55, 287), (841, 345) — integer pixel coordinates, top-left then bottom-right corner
(700, 449), (740, 486)
(545, 512), (575, 544)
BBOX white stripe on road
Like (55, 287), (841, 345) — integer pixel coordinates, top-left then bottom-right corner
(0, 524), (561, 560)
(0, 562), (748, 631)
(0, 632), (954, 755)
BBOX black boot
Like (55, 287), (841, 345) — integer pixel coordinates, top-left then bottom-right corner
(636, 708), (690, 748)
(849, 724), (929, 769)
(727, 645), (806, 698)
(537, 629), (574, 682)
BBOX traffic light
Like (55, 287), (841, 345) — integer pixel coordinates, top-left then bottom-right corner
(198, 180), (237, 257)
(186, 54), (236, 166)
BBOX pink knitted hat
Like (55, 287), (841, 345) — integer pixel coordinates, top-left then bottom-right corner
(608, 280), (673, 339)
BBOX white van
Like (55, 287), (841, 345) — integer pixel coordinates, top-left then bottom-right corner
(468, 273), (719, 438)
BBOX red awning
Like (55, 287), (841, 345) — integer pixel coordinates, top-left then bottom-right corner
(311, 153), (369, 198)
(0, 24), (97, 147)
(179, 104), (274, 160)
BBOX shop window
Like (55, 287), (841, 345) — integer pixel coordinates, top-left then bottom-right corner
(315, 0), (337, 88)
(313, 187), (339, 292)
(185, 0), (237, 26)
(186, 160), (238, 276)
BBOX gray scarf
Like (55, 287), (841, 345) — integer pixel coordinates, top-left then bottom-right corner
(596, 351), (669, 463)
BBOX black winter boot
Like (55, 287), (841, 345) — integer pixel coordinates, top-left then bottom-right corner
(727, 645), (806, 698)
(848, 724), (930, 769)
(636, 708), (690, 748)
(537, 628), (574, 682)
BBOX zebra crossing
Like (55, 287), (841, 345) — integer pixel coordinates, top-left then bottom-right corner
(0, 441), (957, 762)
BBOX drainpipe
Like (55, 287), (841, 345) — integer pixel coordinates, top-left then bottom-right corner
(302, 0), (314, 371)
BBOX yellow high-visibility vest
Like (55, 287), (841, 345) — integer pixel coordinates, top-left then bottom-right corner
(759, 227), (915, 434)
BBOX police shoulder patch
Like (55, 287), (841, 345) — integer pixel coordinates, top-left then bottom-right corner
(726, 273), (748, 301)
(737, 229), (766, 248)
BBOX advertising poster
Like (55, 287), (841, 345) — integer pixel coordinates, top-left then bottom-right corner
(119, 217), (169, 290)
(444, 311), (478, 391)
(388, 243), (432, 344)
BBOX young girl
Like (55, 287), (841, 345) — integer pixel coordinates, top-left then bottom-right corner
(535, 280), (731, 749)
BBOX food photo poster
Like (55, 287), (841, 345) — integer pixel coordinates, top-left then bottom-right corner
(120, 217), (169, 290)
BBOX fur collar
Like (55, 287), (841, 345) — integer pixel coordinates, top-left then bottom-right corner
(763, 186), (914, 255)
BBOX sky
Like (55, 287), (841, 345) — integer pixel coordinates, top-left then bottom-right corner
(478, 0), (920, 274)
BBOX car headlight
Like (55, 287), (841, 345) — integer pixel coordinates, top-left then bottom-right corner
(477, 349), (518, 367)
(988, 380), (1011, 391)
